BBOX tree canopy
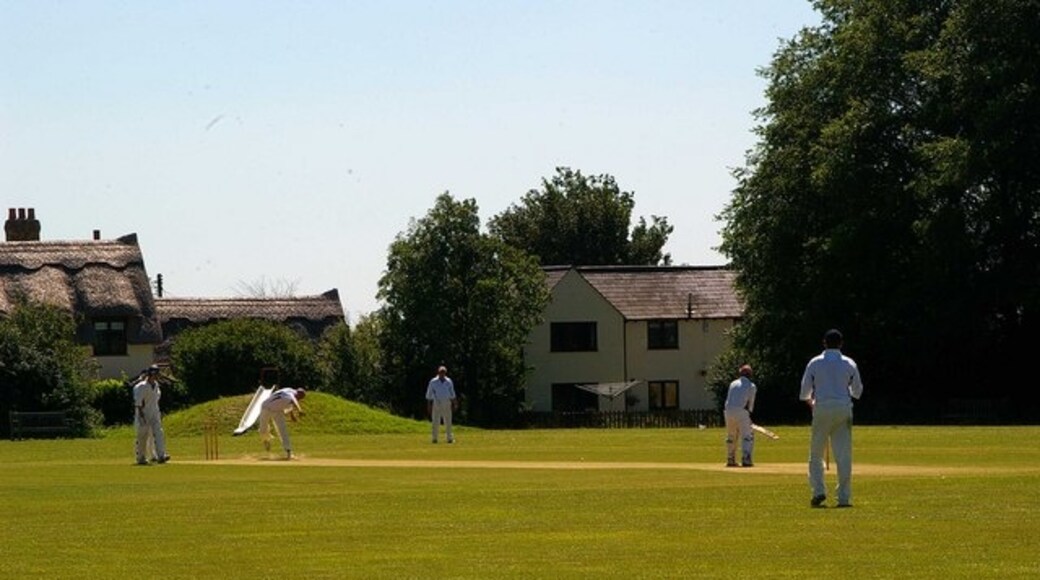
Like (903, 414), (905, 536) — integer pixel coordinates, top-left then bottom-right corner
(720, 0), (1040, 421)
(171, 318), (321, 402)
(488, 167), (674, 266)
(378, 193), (550, 426)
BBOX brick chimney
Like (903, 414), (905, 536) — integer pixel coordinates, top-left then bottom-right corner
(5, 208), (42, 241)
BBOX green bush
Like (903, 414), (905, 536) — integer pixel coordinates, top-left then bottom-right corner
(170, 318), (321, 402)
(0, 299), (101, 437)
(90, 378), (133, 426)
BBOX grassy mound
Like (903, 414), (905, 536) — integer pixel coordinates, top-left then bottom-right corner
(138, 392), (430, 437)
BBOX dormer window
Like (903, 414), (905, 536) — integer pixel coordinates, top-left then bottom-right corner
(93, 319), (127, 356)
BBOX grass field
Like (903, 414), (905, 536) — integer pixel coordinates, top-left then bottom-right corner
(2, 397), (1039, 579)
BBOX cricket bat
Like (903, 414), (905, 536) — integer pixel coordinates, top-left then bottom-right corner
(750, 423), (779, 440)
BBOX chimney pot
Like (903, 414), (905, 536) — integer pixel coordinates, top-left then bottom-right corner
(93, 229), (101, 240)
(5, 207), (41, 241)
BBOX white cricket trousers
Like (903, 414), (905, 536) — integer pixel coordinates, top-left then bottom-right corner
(809, 402), (854, 504)
(430, 399), (454, 442)
(135, 412), (167, 462)
(724, 408), (754, 464)
(259, 408), (292, 452)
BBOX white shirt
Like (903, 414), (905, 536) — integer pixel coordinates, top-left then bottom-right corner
(426, 376), (456, 401)
(725, 376), (756, 412)
(264, 388), (300, 412)
(133, 379), (161, 416)
(800, 349), (863, 406)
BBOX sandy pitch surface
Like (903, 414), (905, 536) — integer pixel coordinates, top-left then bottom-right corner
(178, 456), (1035, 477)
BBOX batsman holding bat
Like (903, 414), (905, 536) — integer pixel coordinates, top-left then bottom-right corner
(724, 364), (758, 467)
(800, 329), (863, 508)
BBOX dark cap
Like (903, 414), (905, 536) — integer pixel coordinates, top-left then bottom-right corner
(146, 365), (161, 375)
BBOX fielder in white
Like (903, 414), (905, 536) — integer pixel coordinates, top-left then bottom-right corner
(426, 366), (457, 444)
(133, 365), (169, 465)
(724, 364), (757, 467)
(800, 329), (863, 508)
(259, 387), (306, 459)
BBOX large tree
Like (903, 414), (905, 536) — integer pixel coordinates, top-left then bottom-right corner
(489, 167), (674, 265)
(720, 0), (1040, 422)
(378, 193), (550, 426)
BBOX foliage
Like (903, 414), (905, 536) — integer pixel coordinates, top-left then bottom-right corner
(378, 193), (550, 426)
(488, 167), (674, 265)
(170, 318), (320, 402)
(0, 299), (100, 436)
(89, 378), (132, 426)
(317, 317), (386, 406)
(719, 0), (1040, 420)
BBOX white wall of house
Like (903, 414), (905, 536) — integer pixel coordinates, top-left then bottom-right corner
(624, 318), (736, 411)
(88, 344), (155, 381)
(525, 271), (625, 412)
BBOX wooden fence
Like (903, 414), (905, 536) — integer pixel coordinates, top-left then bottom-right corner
(521, 410), (722, 429)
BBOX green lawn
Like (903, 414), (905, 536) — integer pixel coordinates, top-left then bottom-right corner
(2, 423), (1039, 579)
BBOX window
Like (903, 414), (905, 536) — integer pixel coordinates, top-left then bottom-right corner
(648, 381), (679, 410)
(93, 319), (127, 356)
(550, 322), (597, 352)
(647, 320), (679, 350)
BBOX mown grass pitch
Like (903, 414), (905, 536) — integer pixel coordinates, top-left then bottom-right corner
(2, 425), (1039, 579)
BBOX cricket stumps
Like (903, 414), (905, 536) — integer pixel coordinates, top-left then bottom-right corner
(203, 420), (219, 461)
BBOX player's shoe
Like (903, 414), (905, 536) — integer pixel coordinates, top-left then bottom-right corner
(725, 460), (738, 467)
(157, 455), (170, 464)
(811, 495), (827, 508)
(742, 462), (754, 467)
(836, 503), (853, 508)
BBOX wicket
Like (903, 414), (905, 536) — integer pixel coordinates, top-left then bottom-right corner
(203, 421), (219, 460)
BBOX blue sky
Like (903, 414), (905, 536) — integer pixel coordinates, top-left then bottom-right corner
(1, 1), (820, 319)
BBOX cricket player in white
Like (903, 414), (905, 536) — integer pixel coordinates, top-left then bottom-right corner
(133, 366), (169, 465)
(426, 366), (457, 443)
(259, 387), (305, 459)
(724, 364), (757, 467)
(800, 329), (863, 507)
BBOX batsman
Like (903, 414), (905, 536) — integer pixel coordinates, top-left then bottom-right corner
(724, 364), (757, 467)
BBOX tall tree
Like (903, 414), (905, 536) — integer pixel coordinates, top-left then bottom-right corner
(720, 0), (1040, 421)
(489, 167), (674, 265)
(378, 193), (550, 426)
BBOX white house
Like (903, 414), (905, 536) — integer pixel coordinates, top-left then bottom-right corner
(524, 266), (743, 414)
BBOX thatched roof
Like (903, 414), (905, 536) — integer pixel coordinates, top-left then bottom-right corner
(155, 289), (345, 342)
(0, 234), (162, 343)
(548, 265), (743, 320)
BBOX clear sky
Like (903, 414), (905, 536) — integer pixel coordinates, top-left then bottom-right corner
(1, 1), (820, 320)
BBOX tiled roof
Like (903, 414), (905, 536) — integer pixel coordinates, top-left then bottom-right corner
(567, 265), (743, 320)
(0, 234), (162, 343)
(155, 289), (345, 324)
